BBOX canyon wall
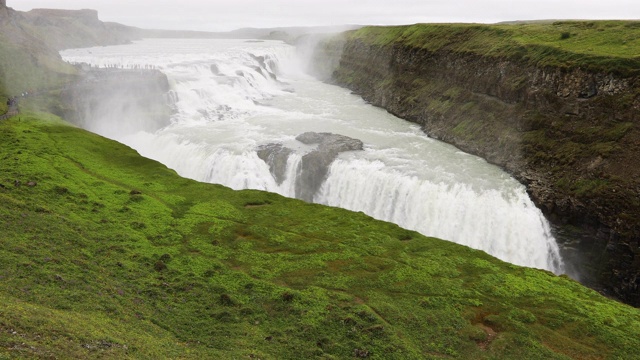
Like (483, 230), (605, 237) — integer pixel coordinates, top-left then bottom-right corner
(59, 68), (172, 136)
(312, 26), (640, 305)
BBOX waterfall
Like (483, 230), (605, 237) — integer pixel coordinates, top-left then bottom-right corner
(61, 38), (564, 274)
(316, 157), (561, 271)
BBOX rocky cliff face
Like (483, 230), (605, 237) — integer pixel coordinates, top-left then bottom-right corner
(318, 34), (640, 306)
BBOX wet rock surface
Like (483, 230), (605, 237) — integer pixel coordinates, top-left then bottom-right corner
(256, 144), (294, 185)
(257, 132), (364, 202)
(295, 132), (364, 201)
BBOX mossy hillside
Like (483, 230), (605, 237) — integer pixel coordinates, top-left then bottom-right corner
(2, 114), (640, 359)
(350, 21), (640, 76)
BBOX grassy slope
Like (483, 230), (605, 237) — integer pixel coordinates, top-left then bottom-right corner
(350, 21), (640, 76)
(1, 113), (640, 359)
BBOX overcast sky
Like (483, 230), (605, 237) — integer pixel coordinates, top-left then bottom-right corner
(10, 0), (640, 32)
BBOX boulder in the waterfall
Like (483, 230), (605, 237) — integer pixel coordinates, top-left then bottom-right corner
(256, 143), (294, 185)
(295, 132), (364, 202)
(296, 132), (364, 154)
(256, 132), (364, 201)
(210, 64), (222, 76)
(295, 132), (325, 144)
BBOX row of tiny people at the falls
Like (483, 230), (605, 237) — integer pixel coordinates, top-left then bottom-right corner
(72, 62), (159, 70)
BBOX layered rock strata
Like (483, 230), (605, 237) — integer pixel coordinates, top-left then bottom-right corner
(316, 34), (640, 305)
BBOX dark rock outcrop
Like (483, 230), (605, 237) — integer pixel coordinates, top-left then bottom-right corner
(295, 132), (364, 201)
(256, 144), (294, 185)
(318, 33), (640, 306)
(257, 132), (364, 201)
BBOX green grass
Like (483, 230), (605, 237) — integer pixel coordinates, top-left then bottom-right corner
(349, 21), (640, 76)
(1, 113), (640, 359)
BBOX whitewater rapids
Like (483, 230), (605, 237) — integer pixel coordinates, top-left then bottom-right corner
(61, 38), (564, 273)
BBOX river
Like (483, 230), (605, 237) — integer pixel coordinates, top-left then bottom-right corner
(61, 38), (564, 273)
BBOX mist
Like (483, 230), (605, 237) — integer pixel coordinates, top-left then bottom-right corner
(60, 64), (172, 140)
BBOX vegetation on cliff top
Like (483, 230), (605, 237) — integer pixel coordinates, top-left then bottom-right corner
(350, 21), (640, 76)
(1, 113), (640, 358)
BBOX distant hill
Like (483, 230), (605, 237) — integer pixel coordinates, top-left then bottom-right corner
(21, 8), (132, 50)
(116, 24), (362, 44)
(0, 5), (76, 97)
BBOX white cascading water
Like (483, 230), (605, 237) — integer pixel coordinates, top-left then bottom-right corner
(61, 38), (564, 273)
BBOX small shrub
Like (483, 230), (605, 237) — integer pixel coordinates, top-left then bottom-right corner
(461, 324), (489, 342)
(244, 200), (272, 207)
(281, 292), (295, 302)
(154, 260), (167, 272)
(130, 221), (146, 230)
(220, 293), (235, 306)
(357, 310), (377, 323)
(342, 316), (357, 326)
(509, 309), (537, 324)
(560, 32), (571, 40)
(53, 186), (69, 195)
(397, 230), (413, 241)
(239, 307), (254, 316)
(364, 324), (385, 336)
(214, 311), (235, 322)
(129, 194), (144, 202)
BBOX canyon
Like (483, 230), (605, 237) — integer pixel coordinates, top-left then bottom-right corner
(311, 24), (640, 305)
